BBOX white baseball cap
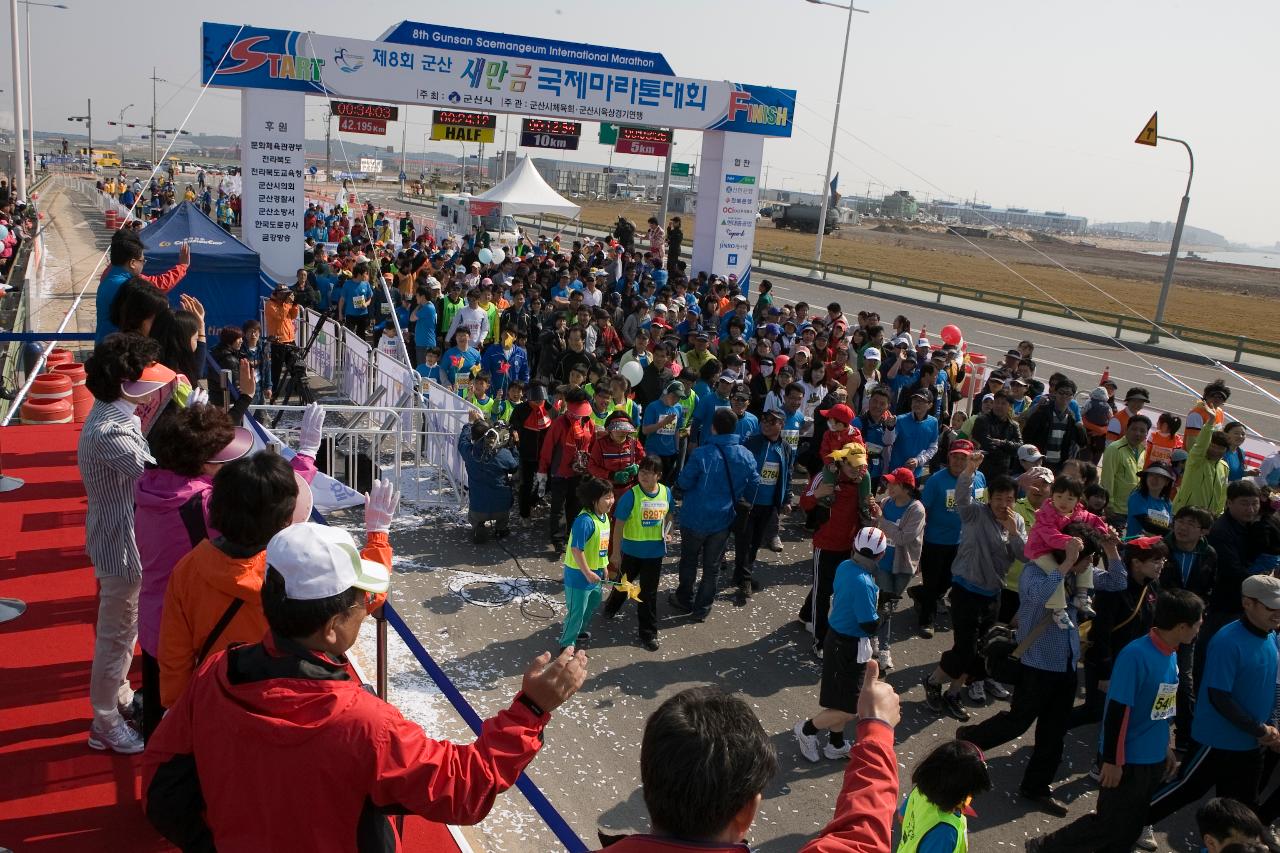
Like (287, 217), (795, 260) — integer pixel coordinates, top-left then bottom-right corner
(266, 522), (390, 601)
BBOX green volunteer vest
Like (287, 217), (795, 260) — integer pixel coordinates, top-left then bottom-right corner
(462, 390), (497, 418)
(612, 398), (639, 423)
(590, 408), (611, 431)
(621, 484), (670, 544)
(678, 392), (697, 427)
(493, 400), (514, 423)
(562, 511), (611, 572)
(897, 789), (966, 853)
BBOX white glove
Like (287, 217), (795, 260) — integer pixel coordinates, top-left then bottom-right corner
(533, 472), (548, 496)
(186, 386), (209, 408)
(365, 479), (399, 534)
(297, 403), (325, 458)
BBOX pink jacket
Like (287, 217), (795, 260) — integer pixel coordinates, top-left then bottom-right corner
(1024, 499), (1109, 561)
(135, 454), (316, 657)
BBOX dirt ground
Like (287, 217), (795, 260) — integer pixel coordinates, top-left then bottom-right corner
(552, 199), (1280, 340)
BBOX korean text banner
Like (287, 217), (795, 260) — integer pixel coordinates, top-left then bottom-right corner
(201, 22), (796, 138)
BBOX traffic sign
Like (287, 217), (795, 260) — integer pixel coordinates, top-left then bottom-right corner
(671, 162), (690, 176)
(598, 123), (618, 145)
(399, 171), (407, 182)
(1135, 112), (1158, 147)
(308, 164), (318, 175)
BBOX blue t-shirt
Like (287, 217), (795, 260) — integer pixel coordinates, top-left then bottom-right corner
(1126, 491), (1173, 539)
(441, 346), (481, 387)
(416, 362), (442, 384)
(734, 410), (760, 441)
(878, 498), (908, 573)
(614, 486), (667, 559)
(642, 399), (683, 458)
(342, 279), (373, 317)
(1101, 633), (1179, 765)
(751, 441), (786, 507)
(563, 512), (608, 590)
(1226, 449), (1248, 482)
(921, 469), (987, 545)
(780, 408), (805, 455)
(828, 559), (880, 637)
(414, 301), (438, 348)
(1192, 620), (1279, 751)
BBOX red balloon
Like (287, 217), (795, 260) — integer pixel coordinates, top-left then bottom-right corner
(940, 324), (963, 346)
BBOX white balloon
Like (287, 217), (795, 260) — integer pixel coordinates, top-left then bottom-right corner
(620, 360), (645, 388)
(478, 247), (494, 264)
(492, 247), (506, 265)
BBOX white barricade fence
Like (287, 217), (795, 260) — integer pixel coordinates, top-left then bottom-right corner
(340, 325), (373, 403)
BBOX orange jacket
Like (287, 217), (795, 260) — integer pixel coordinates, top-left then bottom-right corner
(158, 531), (392, 707)
(1146, 431), (1184, 466)
(263, 299), (301, 343)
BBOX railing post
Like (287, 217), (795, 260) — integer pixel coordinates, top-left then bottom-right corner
(1115, 317), (1125, 339)
(1235, 337), (1245, 362)
(936, 283), (943, 304)
(1017, 297), (1026, 319)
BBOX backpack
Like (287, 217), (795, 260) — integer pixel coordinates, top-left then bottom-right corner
(1083, 398), (1111, 428)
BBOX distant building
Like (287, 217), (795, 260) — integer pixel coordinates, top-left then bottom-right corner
(928, 201), (1088, 234)
(881, 190), (918, 220)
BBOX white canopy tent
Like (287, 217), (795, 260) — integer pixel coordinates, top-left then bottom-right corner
(475, 155), (580, 218)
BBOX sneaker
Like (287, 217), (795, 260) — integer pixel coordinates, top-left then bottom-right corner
(639, 636), (660, 652)
(1052, 608), (1074, 630)
(822, 740), (852, 760)
(793, 721), (821, 763)
(875, 647), (894, 672)
(1087, 757), (1102, 782)
(811, 640), (824, 661)
(734, 581), (752, 606)
(983, 679), (1011, 701)
(967, 680), (987, 705)
(1134, 826), (1157, 851)
(88, 718), (144, 755)
(922, 675), (943, 712)
(942, 691), (972, 722)
(918, 623), (935, 639)
(770, 535), (783, 552)
(576, 631), (591, 651)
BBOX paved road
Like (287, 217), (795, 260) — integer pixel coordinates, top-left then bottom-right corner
(340, 500), (1209, 853)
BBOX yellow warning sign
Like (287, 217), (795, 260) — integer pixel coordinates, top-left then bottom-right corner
(1135, 112), (1158, 147)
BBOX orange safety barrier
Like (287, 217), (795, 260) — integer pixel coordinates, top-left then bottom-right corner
(959, 351), (987, 396)
(20, 397), (73, 425)
(52, 362), (92, 423)
(45, 347), (74, 371)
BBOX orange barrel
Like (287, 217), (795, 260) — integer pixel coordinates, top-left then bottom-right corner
(105, 209), (119, 229)
(959, 352), (988, 397)
(52, 362), (91, 422)
(28, 373), (73, 414)
(45, 348), (74, 371)
(21, 397), (74, 425)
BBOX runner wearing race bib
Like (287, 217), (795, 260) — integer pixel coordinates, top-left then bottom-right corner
(734, 411), (798, 604)
(601, 457), (671, 652)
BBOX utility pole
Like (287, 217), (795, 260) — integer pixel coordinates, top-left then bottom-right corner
(501, 113), (511, 179)
(23, 0), (33, 185)
(150, 67), (164, 169)
(658, 141), (673, 233)
(398, 110), (407, 194)
(324, 109), (332, 183)
(1149, 135), (1194, 343)
(9, 0), (27, 202)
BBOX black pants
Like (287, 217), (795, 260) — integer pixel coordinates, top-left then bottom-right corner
(345, 314), (370, 339)
(938, 584), (999, 683)
(517, 455), (540, 518)
(1067, 662), (1106, 729)
(604, 554), (663, 641)
(270, 341), (295, 392)
(915, 542), (958, 627)
(960, 663), (1077, 794)
(799, 548), (850, 646)
(1037, 762), (1166, 853)
(998, 587), (1020, 624)
(733, 503), (779, 583)
(547, 475), (583, 548)
(1148, 742), (1263, 824)
(658, 453), (680, 487)
(141, 651), (165, 742)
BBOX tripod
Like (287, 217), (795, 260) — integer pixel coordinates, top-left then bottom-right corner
(270, 309), (334, 428)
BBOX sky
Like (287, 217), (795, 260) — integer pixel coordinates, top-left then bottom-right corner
(3, 0), (1278, 245)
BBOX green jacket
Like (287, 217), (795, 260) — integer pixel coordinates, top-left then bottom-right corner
(1100, 437), (1146, 517)
(1172, 421), (1228, 516)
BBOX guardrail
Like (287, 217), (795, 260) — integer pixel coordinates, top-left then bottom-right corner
(516, 212), (1279, 366)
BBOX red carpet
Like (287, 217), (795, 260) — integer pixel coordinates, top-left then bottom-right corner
(0, 423), (462, 852)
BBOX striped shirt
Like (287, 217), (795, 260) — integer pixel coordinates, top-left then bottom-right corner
(77, 398), (153, 582)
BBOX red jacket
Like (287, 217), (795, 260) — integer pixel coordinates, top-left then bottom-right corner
(819, 427), (864, 466)
(539, 413), (595, 479)
(143, 632), (549, 853)
(587, 434), (646, 497)
(600, 721), (896, 853)
(800, 471), (871, 553)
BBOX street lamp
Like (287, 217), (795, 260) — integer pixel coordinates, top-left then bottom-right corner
(803, 0), (869, 275)
(1136, 114), (1194, 344)
(19, 1), (68, 184)
(117, 104), (134, 166)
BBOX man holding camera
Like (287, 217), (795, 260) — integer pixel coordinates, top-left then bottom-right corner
(264, 284), (302, 392)
(459, 414), (519, 544)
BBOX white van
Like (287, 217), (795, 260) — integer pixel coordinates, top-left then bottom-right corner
(436, 194), (521, 247)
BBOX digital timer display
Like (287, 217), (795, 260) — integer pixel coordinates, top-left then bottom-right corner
(521, 118), (582, 137)
(432, 110), (498, 129)
(331, 100), (399, 121)
(617, 126), (673, 144)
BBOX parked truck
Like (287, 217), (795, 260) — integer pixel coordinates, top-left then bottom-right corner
(772, 203), (838, 235)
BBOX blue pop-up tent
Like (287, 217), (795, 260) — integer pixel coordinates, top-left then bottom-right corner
(141, 202), (275, 331)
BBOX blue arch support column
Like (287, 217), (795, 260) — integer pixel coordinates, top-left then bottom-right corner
(690, 131), (763, 299)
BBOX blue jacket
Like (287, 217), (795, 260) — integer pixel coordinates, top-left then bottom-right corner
(691, 393), (729, 445)
(888, 412), (939, 478)
(743, 432), (795, 509)
(677, 433), (760, 534)
(458, 425), (518, 513)
(481, 343), (530, 398)
(95, 266), (134, 342)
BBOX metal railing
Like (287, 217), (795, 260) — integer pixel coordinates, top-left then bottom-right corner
(517, 212), (1280, 366)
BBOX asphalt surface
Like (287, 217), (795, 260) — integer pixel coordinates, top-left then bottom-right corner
(341, 498), (1216, 853)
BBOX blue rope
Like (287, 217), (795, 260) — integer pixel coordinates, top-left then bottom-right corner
(383, 604), (590, 853)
